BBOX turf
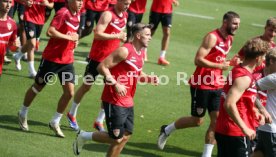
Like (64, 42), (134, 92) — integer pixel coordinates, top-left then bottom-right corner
(1, 0), (275, 156)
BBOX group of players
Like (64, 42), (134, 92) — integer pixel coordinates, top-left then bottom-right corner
(1, 0), (276, 156)
(156, 12), (276, 157)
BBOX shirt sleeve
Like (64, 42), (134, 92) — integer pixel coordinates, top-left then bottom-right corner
(50, 10), (66, 29)
(257, 73), (276, 90)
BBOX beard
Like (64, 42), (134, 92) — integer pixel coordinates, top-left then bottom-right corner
(226, 26), (235, 36)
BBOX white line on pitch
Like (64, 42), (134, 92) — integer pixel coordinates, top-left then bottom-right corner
(75, 60), (88, 65)
(251, 23), (264, 27)
(175, 12), (215, 20)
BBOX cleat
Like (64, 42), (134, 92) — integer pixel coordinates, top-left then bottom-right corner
(157, 125), (169, 150)
(4, 56), (12, 65)
(18, 111), (29, 131)
(158, 58), (170, 66)
(73, 130), (85, 156)
(93, 122), (105, 132)
(29, 71), (37, 79)
(49, 122), (65, 138)
(13, 53), (22, 70)
(67, 112), (79, 131)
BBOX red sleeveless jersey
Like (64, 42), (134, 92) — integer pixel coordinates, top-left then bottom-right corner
(216, 65), (257, 136)
(189, 29), (233, 90)
(86, 0), (109, 11)
(0, 17), (17, 75)
(24, 0), (54, 25)
(101, 43), (145, 107)
(89, 8), (127, 62)
(150, 0), (174, 13)
(129, 0), (147, 14)
(42, 7), (80, 64)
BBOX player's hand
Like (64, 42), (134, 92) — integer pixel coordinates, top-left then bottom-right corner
(70, 33), (79, 42)
(220, 60), (230, 70)
(117, 32), (127, 42)
(14, 37), (21, 48)
(263, 110), (272, 124)
(114, 83), (129, 96)
(42, 0), (50, 7)
(242, 127), (256, 140)
(173, 0), (179, 7)
(258, 114), (265, 126)
(26, 0), (33, 7)
(149, 75), (159, 86)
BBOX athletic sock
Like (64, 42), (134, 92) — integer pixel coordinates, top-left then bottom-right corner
(96, 109), (105, 123)
(51, 112), (63, 125)
(28, 61), (36, 74)
(159, 50), (166, 58)
(69, 101), (80, 117)
(81, 131), (93, 141)
(20, 105), (28, 118)
(202, 144), (214, 157)
(165, 122), (176, 135)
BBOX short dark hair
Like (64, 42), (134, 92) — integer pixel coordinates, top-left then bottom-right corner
(265, 48), (276, 66)
(265, 17), (276, 29)
(243, 38), (270, 60)
(131, 23), (153, 35)
(223, 11), (240, 21)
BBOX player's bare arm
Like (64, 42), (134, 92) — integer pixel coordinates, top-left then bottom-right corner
(97, 47), (129, 96)
(94, 11), (126, 41)
(47, 26), (79, 41)
(224, 76), (256, 140)
(195, 33), (230, 70)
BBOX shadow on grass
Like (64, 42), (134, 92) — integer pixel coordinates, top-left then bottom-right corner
(83, 143), (162, 157)
(127, 142), (202, 157)
(0, 115), (61, 138)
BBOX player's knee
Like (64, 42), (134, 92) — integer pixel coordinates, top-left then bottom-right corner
(63, 90), (74, 98)
(193, 117), (204, 126)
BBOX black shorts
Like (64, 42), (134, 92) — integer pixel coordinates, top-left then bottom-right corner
(190, 87), (221, 117)
(9, 2), (25, 23)
(84, 59), (100, 83)
(85, 9), (102, 29)
(215, 132), (252, 157)
(103, 102), (134, 139)
(35, 59), (75, 85)
(45, 7), (52, 19)
(127, 10), (144, 39)
(24, 21), (43, 40)
(255, 130), (276, 156)
(79, 13), (86, 30)
(149, 11), (172, 31)
(54, 2), (65, 13)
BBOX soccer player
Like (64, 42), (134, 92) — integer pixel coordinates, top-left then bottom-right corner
(17, 0), (82, 138)
(0, 0), (19, 77)
(157, 11), (240, 157)
(252, 47), (276, 157)
(149, 0), (179, 65)
(66, 0), (130, 131)
(73, 23), (158, 157)
(215, 38), (270, 157)
(13, 0), (54, 77)
(79, 0), (109, 38)
(126, 0), (147, 41)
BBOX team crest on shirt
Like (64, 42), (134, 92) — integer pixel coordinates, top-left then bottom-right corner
(29, 30), (34, 38)
(7, 23), (11, 30)
(113, 129), (120, 137)
(196, 107), (204, 115)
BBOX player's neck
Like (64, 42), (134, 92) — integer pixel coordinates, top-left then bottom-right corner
(114, 6), (123, 17)
(218, 28), (229, 39)
(132, 42), (142, 55)
(0, 12), (7, 21)
(68, 7), (77, 15)
(241, 60), (256, 73)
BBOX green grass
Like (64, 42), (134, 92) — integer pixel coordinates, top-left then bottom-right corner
(1, 0), (275, 156)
